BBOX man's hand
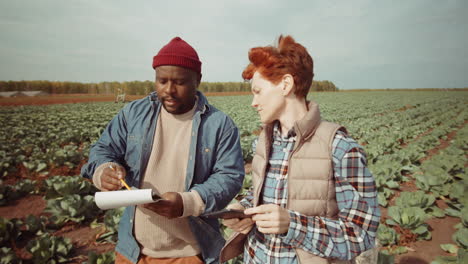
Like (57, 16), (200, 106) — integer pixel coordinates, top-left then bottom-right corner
(142, 192), (183, 219)
(100, 165), (126, 191)
(244, 204), (291, 234)
(222, 203), (254, 234)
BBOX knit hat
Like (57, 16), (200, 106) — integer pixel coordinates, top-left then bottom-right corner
(152, 37), (202, 75)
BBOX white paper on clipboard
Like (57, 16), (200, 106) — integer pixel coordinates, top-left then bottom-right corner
(94, 189), (162, 210)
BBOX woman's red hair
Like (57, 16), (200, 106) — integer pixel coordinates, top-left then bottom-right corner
(242, 35), (314, 98)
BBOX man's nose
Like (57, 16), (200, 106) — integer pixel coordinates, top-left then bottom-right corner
(166, 81), (176, 94)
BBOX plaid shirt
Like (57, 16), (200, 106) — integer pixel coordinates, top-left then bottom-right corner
(240, 123), (380, 263)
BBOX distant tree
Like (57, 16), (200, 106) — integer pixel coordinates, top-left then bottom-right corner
(0, 79), (339, 94)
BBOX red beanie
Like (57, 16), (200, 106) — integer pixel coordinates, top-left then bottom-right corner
(152, 37), (202, 75)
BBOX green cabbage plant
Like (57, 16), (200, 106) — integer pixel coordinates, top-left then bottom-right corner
(86, 251), (115, 264)
(377, 224), (399, 246)
(95, 207), (124, 244)
(26, 233), (72, 264)
(43, 175), (97, 199)
(395, 191), (444, 218)
(386, 206), (431, 240)
(45, 194), (99, 225)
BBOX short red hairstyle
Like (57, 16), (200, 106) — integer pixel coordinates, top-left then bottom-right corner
(242, 35), (314, 98)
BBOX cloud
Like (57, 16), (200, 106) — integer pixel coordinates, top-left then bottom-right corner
(0, 0), (466, 88)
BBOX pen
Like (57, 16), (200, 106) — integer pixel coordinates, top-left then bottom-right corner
(109, 165), (131, 190)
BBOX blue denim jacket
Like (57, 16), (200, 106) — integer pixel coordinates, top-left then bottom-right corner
(81, 91), (245, 264)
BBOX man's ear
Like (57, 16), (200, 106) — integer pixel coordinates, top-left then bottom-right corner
(281, 74), (294, 96)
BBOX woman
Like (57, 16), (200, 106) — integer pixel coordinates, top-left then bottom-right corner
(221, 35), (380, 264)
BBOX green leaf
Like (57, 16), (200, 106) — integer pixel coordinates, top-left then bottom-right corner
(431, 255), (458, 264)
(35, 162), (47, 172)
(428, 207), (446, 218)
(413, 225), (428, 235)
(386, 181), (400, 189)
(392, 246), (408, 255)
(378, 193), (389, 207)
(453, 228), (468, 248)
(0, 247), (21, 264)
(440, 244), (458, 254)
(385, 219), (397, 226)
(461, 207), (468, 227)
(377, 251), (395, 264)
(458, 249), (468, 264)
(445, 208), (461, 217)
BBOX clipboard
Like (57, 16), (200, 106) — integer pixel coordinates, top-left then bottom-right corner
(94, 189), (165, 210)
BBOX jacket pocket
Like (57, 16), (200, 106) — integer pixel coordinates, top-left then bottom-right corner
(125, 134), (141, 167)
(195, 145), (215, 182)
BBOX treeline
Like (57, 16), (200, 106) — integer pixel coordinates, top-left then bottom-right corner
(0, 80), (338, 94)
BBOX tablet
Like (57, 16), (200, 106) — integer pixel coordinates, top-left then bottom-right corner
(203, 209), (251, 219)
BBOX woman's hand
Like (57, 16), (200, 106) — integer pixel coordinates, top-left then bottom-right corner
(222, 203), (254, 235)
(245, 204), (291, 234)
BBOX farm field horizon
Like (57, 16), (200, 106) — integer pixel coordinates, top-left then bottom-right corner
(0, 92), (254, 106)
(0, 90), (467, 264)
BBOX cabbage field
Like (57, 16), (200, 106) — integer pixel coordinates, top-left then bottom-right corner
(0, 91), (467, 264)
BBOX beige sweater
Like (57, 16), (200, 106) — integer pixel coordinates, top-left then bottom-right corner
(93, 101), (205, 258)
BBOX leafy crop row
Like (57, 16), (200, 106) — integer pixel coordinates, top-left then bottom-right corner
(0, 91), (467, 263)
(0, 175), (115, 263)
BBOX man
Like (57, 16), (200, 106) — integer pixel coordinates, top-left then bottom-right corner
(221, 35), (380, 264)
(81, 37), (245, 264)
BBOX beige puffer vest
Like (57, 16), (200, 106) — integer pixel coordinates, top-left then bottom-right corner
(220, 102), (357, 264)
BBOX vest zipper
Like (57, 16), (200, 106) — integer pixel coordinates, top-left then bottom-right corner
(286, 132), (303, 209)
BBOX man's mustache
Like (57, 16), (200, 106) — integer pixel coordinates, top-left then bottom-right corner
(162, 96), (179, 102)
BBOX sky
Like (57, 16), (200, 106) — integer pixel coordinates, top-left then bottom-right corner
(0, 0), (467, 89)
